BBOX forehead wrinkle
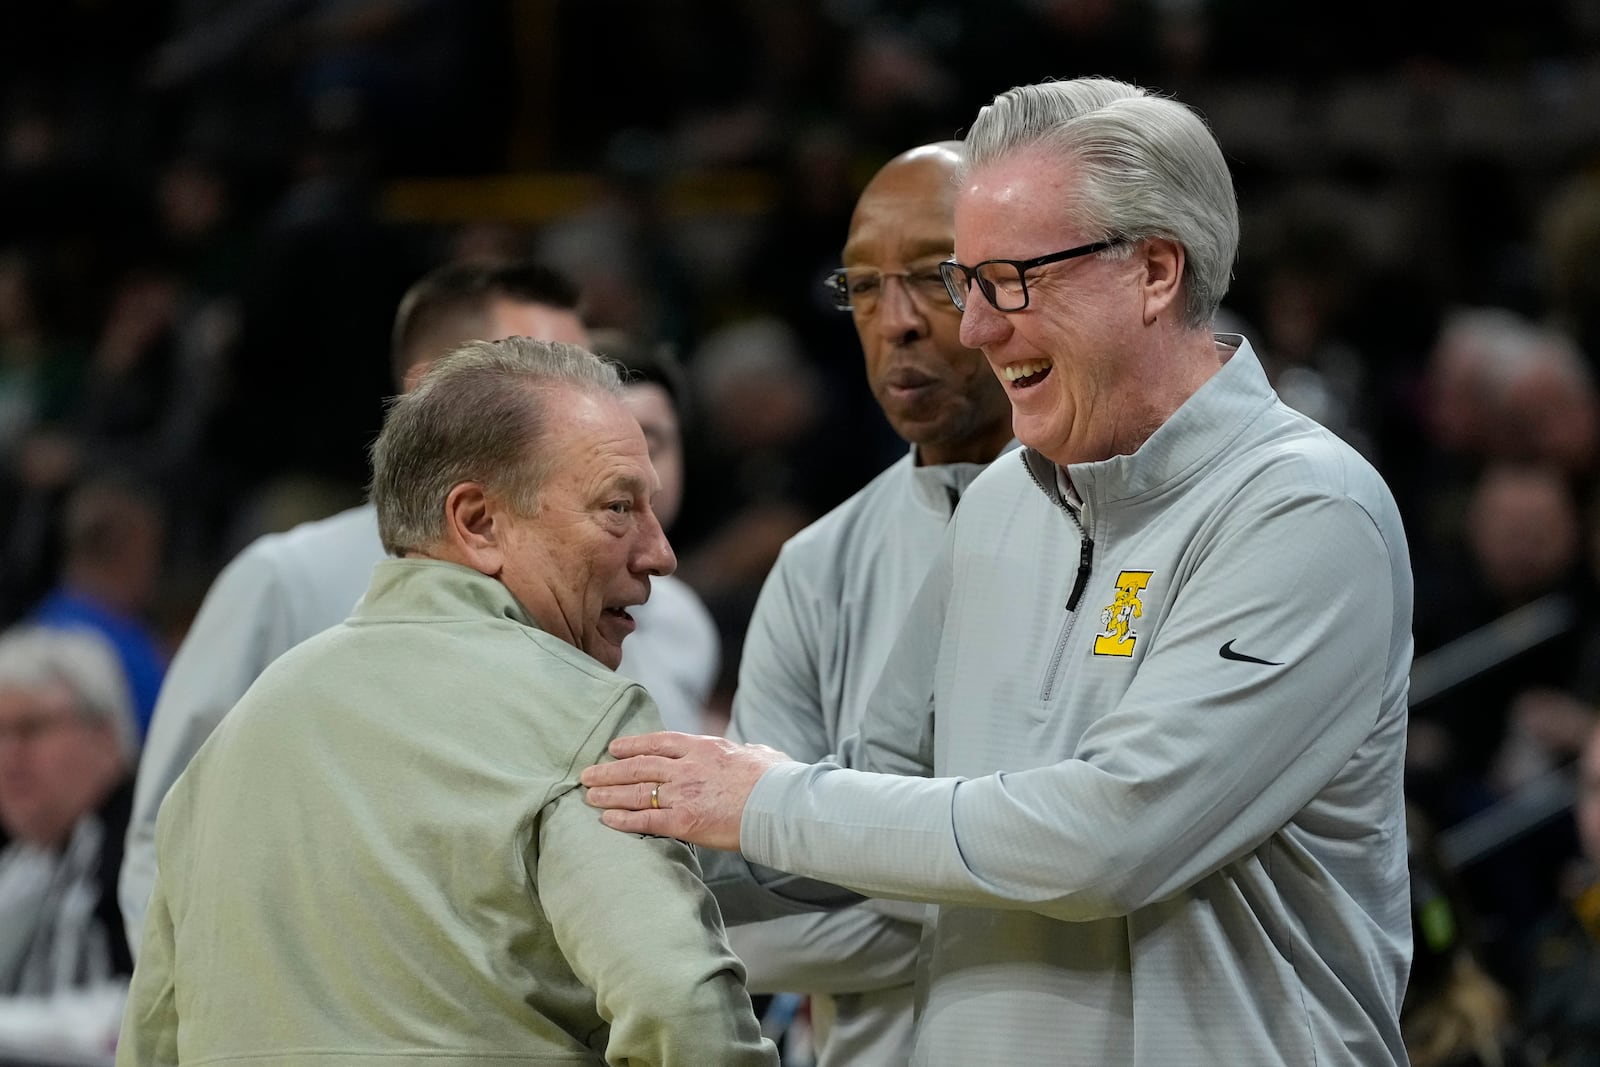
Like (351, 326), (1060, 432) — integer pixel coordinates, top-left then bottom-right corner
(843, 233), (954, 267)
(589, 454), (657, 500)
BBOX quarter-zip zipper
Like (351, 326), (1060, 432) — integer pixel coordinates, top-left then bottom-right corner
(1026, 459), (1094, 702)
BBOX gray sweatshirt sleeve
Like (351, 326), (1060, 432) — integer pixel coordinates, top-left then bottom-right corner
(726, 549), (925, 991)
(727, 546), (831, 758)
(742, 493), (1400, 922)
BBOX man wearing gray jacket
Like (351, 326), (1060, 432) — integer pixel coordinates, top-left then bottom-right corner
(584, 76), (1414, 1067)
(723, 142), (1013, 1066)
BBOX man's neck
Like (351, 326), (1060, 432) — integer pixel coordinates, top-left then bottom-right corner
(915, 424), (1015, 467)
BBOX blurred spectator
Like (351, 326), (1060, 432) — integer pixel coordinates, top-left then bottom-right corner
(205, 137), (420, 502)
(1409, 459), (1596, 990)
(1233, 198), (1380, 458)
(28, 476), (168, 738)
(1391, 310), (1599, 626)
(1411, 462), (1584, 837)
(673, 315), (879, 703)
(1403, 804), (1531, 1067)
(0, 249), (87, 621)
(1521, 721), (1600, 1066)
(533, 184), (662, 339)
(0, 626), (137, 1056)
(1466, 465), (1583, 625)
(1494, 331), (1599, 480)
(0, 249), (81, 462)
(590, 327), (721, 734)
(146, 0), (514, 177)
(1507, 490), (1600, 779)
(1539, 166), (1600, 361)
(1416, 463), (1583, 765)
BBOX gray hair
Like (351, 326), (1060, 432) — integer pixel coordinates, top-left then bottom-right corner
(0, 626), (138, 761)
(961, 77), (1240, 329)
(1435, 306), (1593, 391)
(370, 336), (623, 556)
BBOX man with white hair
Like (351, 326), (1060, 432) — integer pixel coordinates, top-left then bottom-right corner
(585, 76), (1414, 1066)
(0, 625), (138, 1050)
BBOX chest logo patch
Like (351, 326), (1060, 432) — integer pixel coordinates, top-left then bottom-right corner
(1093, 570), (1153, 657)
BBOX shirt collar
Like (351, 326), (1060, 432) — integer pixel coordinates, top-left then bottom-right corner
(1021, 334), (1275, 509)
(907, 440), (1021, 517)
(352, 558), (542, 631)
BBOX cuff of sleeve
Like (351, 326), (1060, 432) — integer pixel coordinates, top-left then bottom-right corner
(741, 760), (811, 870)
(692, 762), (860, 922)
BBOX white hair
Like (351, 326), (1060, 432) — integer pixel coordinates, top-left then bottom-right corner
(0, 625), (138, 761)
(961, 77), (1240, 329)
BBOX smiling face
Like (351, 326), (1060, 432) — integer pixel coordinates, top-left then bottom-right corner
(496, 387), (676, 669)
(846, 146), (1013, 467)
(953, 145), (1184, 467)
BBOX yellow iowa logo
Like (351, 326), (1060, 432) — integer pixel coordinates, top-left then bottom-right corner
(1093, 571), (1153, 657)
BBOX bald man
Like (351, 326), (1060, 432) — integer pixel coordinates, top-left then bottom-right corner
(722, 143), (1014, 1066)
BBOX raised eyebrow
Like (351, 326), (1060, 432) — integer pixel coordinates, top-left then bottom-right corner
(610, 470), (656, 499)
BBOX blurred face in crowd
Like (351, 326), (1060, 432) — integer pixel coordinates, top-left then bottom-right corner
(0, 681), (125, 848)
(494, 387), (676, 670)
(1467, 463), (1579, 604)
(622, 382), (684, 531)
(843, 145), (1012, 466)
(953, 145), (1172, 466)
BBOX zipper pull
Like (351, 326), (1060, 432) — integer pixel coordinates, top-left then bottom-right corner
(1066, 537), (1094, 611)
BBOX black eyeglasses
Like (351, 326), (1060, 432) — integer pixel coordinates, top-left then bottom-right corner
(938, 239), (1121, 313)
(823, 265), (953, 314)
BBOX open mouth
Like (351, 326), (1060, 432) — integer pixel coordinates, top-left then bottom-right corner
(1001, 359), (1053, 389)
(603, 607), (634, 624)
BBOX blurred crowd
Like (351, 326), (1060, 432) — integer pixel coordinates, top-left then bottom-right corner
(5, 0), (1600, 1064)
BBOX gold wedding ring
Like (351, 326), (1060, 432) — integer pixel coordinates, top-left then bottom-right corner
(650, 784), (661, 810)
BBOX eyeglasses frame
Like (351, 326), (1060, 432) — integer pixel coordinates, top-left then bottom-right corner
(822, 265), (954, 313)
(938, 239), (1121, 313)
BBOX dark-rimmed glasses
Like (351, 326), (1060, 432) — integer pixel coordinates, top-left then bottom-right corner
(939, 240), (1121, 312)
(823, 266), (953, 314)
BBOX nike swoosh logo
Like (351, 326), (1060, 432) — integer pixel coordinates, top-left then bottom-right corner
(1219, 640), (1282, 666)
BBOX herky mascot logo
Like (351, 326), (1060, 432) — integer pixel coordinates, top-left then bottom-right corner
(1093, 571), (1152, 657)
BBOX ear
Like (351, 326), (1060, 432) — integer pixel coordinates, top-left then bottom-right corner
(443, 482), (505, 577)
(1139, 237), (1186, 326)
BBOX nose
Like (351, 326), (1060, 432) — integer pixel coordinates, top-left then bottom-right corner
(636, 506), (677, 578)
(958, 292), (1009, 350)
(872, 276), (926, 343)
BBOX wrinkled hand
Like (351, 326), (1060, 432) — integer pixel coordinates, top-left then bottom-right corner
(580, 731), (794, 850)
